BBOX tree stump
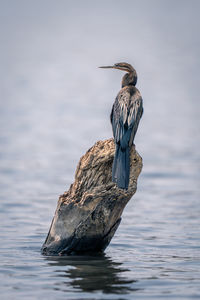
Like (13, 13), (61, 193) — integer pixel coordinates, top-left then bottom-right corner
(42, 138), (142, 255)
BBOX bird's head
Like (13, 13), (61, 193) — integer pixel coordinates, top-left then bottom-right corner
(99, 62), (137, 87)
(99, 62), (133, 72)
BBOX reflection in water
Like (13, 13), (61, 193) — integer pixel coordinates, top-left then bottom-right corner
(44, 254), (139, 294)
(1, 1), (200, 299)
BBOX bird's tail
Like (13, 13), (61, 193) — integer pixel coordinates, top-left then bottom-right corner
(112, 144), (130, 190)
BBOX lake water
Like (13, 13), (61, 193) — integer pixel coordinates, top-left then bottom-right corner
(0, 1), (200, 299)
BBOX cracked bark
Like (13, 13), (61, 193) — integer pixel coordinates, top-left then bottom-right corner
(42, 138), (142, 255)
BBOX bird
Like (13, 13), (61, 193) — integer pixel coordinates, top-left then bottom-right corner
(99, 62), (143, 190)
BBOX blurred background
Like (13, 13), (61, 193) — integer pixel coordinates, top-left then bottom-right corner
(0, 1), (200, 299)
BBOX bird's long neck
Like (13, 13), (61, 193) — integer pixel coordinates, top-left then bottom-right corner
(121, 70), (137, 88)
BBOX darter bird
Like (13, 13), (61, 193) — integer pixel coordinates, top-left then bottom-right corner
(99, 62), (143, 190)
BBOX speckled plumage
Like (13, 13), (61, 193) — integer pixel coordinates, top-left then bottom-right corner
(100, 62), (143, 189)
(111, 86), (143, 149)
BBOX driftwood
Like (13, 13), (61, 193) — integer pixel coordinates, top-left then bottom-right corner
(42, 138), (142, 255)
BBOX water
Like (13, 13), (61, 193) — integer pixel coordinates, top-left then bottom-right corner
(0, 1), (200, 299)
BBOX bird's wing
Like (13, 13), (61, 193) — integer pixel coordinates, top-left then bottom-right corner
(128, 96), (143, 146)
(111, 90), (130, 145)
(111, 90), (143, 148)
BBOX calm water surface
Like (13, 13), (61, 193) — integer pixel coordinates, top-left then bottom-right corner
(0, 93), (199, 299)
(0, 1), (200, 299)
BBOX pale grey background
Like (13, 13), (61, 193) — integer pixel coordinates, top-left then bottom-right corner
(0, 1), (200, 299)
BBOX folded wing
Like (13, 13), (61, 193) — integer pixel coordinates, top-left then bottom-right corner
(111, 89), (143, 149)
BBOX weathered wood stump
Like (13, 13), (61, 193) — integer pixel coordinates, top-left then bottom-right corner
(42, 138), (142, 255)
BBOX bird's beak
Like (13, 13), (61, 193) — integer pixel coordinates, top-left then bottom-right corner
(99, 65), (115, 69)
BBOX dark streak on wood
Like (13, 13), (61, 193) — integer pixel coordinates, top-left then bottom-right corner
(41, 138), (142, 256)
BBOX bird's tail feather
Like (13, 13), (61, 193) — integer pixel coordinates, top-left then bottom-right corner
(112, 144), (130, 190)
